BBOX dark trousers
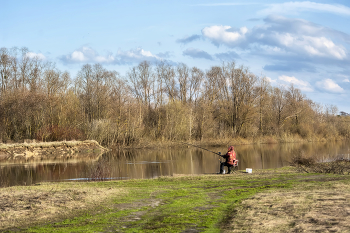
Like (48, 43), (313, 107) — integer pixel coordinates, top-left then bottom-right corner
(220, 162), (234, 174)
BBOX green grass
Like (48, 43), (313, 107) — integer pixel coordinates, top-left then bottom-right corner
(5, 167), (348, 232)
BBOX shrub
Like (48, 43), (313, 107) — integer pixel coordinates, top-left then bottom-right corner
(89, 157), (111, 181)
(291, 153), (350, 174)
(36, 125), (85, 142)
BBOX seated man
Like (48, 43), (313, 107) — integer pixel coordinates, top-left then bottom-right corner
(219, 146), (237, 174)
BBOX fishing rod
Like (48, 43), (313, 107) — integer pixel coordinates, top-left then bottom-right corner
(180, 141), (222, 156)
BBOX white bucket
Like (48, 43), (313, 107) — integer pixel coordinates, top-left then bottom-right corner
(246, 168), (252, 173)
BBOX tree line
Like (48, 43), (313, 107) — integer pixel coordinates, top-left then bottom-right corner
(0, 47), (349, 146)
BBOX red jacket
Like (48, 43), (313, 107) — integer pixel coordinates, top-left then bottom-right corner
(223, 150), (236, 165)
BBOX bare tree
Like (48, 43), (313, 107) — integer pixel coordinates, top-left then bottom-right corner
(161, 64), (177, 102)
(285, 84), (305, 127)
(0, 48), (11, 94)
(177, 63), (189, 104)
(128, 61), (154, 107)
(189, 67), (203, 104)
(225, 62), (258, 135)
(271, 86), (287, 131)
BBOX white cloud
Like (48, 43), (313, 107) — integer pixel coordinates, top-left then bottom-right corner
(62, 46), (106, 63)
(260, 1), (350, 16)
(95, 55), (115, 63)
(316, 79), (344, 93)
(71, 51), (86, 62)
(343, 79), (350, 83)
(201, 15), (349, 62)
(278, 75), (313, 92)
(265, 77), (276, 83)
(61, 47), (163, 65)
(202, 25), (248, 46)
(274, 34), (347, 60)
(25, 52), (46, 60)
(117, 48), (161, 63)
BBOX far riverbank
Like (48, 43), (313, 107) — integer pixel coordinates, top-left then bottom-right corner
(0, 140), (108, 163)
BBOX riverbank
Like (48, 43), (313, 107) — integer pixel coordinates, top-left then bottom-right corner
(0, 140), (108, 163)
(1, 167), (350, 232)
(113, 133), (343, 149)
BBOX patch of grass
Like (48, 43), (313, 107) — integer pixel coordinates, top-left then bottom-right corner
(226, 178), (350, 232)
(2, 167), (350, 232)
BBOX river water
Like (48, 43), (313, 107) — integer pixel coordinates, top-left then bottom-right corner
(1, 141), (350, 187)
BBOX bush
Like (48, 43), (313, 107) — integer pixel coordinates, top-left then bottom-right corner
(291, 153), (315, 167)
(36, 125), (85, 142)
(89, 157), (111, 181)
(291, 153), (350, 174)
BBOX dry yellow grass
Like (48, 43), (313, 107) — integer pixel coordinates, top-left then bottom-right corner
(0, 182), (126, 230)
(226, 182), (350, 232)
(0, 140), (106, 150)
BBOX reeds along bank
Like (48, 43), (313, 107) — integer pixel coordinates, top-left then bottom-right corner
(0, 47), (349, 146)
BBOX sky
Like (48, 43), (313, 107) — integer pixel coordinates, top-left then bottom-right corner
(1, 0), (350, 113)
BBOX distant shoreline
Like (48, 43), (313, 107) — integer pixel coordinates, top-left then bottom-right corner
(0, 140), (108, 163)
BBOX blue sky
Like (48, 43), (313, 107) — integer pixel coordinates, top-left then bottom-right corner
(1, 0), (350, 113)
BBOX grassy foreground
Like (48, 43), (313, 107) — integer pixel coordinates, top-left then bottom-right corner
(1, 167), (350, 232)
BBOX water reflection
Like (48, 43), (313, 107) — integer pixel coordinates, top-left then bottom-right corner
(1, 141), (349, 187)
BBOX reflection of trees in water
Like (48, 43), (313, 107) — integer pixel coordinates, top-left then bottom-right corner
(0, 167), (11, 187)
(0, 162), (93, 187)
(2, 141), (350, 187)
(89, 156), (112, 180)
(102, 148), (212, 178)
(229, 141), (350, 170)
(0, 165), (37, 187)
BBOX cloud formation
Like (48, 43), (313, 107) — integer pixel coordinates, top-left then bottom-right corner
(259, 1), (350, 16)
(202, 15), (349, 61)
(176, 34), (201, 44)
(263, 62), (316, 72)
(200, 15), (350, 74)
(60, 47), (166, 65)
(202, 26), (248, 46)
(265, 77), (276, 83)
(60, 47), (114, 64)
(183, 48), (213, 60)
(215, 51), (240, 61)
(117, 48), (162, 64)
(25, 52), (46, 60)
(278, 75), (313, 92)
(316, 79), (344, 93)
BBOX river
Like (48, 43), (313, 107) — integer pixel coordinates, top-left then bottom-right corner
(1, 141), (349, 187)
